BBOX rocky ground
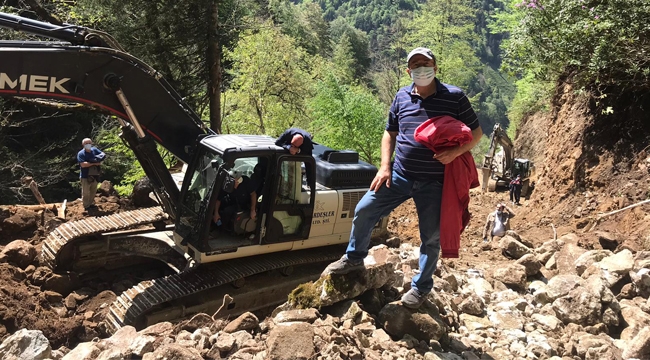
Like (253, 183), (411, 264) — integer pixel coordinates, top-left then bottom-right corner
(0, 178), (649, 359)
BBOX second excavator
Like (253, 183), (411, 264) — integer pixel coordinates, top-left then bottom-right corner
(0, 13), (388, 333)
(480, 124), (534, 196)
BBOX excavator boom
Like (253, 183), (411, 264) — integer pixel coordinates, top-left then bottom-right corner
(0, 12), (212, 217)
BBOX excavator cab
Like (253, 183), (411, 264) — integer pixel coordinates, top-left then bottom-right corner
(175, 135), (317, 261)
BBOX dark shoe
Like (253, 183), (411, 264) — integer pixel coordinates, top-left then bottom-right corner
(321, 255), (364, 276)
(401, 288), (427, 309)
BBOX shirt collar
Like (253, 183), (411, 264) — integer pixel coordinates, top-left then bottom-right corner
(407, 78), (442, 98)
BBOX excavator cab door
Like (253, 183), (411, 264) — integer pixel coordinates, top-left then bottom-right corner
(262, 155), (316, 244)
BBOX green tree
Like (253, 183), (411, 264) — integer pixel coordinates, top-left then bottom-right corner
(493, 0), (650, 92)
(309, 73), (386, 165)
(269, 0), (332, 57)
(402, 0), (481, 89)
(332, 33), (357, 84)
(330, 17), (371, 81)
(78, 0), (257, 132)
(222, 24), (315, 136)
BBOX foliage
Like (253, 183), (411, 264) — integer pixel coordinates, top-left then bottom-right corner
(98, 125), (177, 196)
(470, 134), (491, 165)
(269, 0), (332, 57)
(309, 73), (386, 165)
(329, 17), (372, 81)
(221, 23), (316, 136)
(506, 71), (552, 137)
(315, 0), (419, 49)
(0, 99), (115, 204)
(471, 65), (516, 132)
(77, 0), (255, 114)
(494, 0), (650, 92)
(402, 0), (481, 90)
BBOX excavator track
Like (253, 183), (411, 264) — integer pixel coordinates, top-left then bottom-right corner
(40, 207), (170, 271)
(39, 207), (343, 334)
(105, 245), (344, 334)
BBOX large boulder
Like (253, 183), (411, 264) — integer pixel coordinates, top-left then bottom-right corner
(131, 177), (157, 208)
(143, 344), (203, 360)
(622, 326), (650, 359)
(571, 332), (622, 360)
(552, 288), (601, 326)
(492, 264), (527, 291)
(0, 329), (51, 360)
(42, 273), (81, 296)
(266, 322), (315, 360)
(223, 312), (259, 333)
(1, 208), (38, 235)
(499, 235), (531, 259)
(574, 250), (613, 276)
(0, 240), (37, 269)
(630, 268), (650, 298)
(553, 234), (586, 274)
(619, 299), (650, 341)
(290, 246), (401, 308)
(465, 276), (494, 303)
(97, 180), (116, 196)
(515, 254), (542, 276)
(593, 249), (635, 288)
(273, 309), (320, 324)
(61, 342), (102, 360)
(378, 302), (446, 341)
(458, 293), (485, 316)
(546, 274), (584, 301)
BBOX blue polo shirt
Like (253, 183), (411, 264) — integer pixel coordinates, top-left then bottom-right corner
(77, 147), (106, 178)
(387, 79), (479, 181)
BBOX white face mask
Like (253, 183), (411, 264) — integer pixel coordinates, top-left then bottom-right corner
(410, 66), (436, 86)
(84, 144), (92, 150)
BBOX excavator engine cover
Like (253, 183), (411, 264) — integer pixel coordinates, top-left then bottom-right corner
(313, 144), (376, 189)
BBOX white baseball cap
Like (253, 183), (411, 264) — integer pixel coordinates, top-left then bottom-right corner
(407, 47), (435, 63)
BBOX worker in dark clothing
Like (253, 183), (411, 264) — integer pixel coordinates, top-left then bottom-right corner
(509, 174), (523, 205)
(275, 128), (314, 188)
(250, 161), (267, 196)
(213, 170), (257, 231)
(275, 128), (313, 155)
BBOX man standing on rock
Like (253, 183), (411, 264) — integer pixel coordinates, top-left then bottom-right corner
(322, 47), (482, 309)
(77, 138), (105, 210)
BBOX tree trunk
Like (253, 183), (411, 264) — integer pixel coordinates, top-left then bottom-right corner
(207, 0), (222, 133)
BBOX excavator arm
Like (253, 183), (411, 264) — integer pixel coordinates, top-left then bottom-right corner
(480, 123), (514, 191)
(0, 13), (212, 219)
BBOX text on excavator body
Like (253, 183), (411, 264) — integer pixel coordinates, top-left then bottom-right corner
(0, 73), (70, 94)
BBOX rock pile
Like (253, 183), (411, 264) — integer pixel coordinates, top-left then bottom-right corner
(2, 232), (650, 360)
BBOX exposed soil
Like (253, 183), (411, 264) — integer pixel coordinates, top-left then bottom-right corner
(0, 189), (157, 348)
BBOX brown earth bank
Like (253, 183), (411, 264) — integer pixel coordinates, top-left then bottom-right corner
(0, 83), (648, 358)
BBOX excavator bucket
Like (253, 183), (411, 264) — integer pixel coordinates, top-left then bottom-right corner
(481, 167), (492, 192)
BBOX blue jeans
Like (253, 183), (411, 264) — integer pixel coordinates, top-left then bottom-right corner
(346, 171), (442, 294)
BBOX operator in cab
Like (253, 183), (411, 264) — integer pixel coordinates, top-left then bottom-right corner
(212, 170), (257, 231)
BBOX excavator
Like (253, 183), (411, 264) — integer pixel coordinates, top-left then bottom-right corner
(480, 124), (534, 196)
(0, 13), (388, 333)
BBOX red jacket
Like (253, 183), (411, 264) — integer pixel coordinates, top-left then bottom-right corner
(414, 116), (479, 258)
